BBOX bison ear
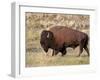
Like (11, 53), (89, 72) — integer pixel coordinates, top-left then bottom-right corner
(47, 31), (54, 40)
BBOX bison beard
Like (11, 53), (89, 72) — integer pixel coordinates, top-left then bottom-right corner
(40, 26), (89, 57)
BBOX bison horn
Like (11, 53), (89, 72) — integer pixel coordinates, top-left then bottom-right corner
(47, 32), (49, 38)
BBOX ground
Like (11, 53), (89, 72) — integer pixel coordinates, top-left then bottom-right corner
(26, 48), (89, 67)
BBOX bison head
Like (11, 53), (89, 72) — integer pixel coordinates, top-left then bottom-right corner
(40, 30), (54, 53)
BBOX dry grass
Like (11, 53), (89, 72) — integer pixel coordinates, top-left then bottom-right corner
(26, 53), (89, 67)
(26, 48), (89, 67)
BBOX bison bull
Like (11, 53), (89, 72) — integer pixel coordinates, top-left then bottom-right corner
(40, 26), (89, 56)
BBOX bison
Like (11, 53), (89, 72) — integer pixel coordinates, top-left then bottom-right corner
(40, 26), (89, 56)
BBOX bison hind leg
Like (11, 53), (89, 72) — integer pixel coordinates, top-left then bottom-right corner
(83, 38), (89, 56)
(61, 50), (66, 56)
(61, 48), (67, 56)
(78, 43), (84, 57)
(84, 46), (89, 56)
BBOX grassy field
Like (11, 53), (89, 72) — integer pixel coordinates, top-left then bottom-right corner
(25, 12), (90, 67)
(26, 48), (89, 67)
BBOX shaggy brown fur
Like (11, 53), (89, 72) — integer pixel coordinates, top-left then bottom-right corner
(40, 26), (89, 56)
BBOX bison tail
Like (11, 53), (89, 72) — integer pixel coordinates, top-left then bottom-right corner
(84, 35), (89, 47)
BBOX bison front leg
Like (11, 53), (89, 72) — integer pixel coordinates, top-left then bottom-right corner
(84, 46), (89, 56)
(78, 43), (83, 57)
(52, 50), (55, 56)
(52, 50), (58, 56)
